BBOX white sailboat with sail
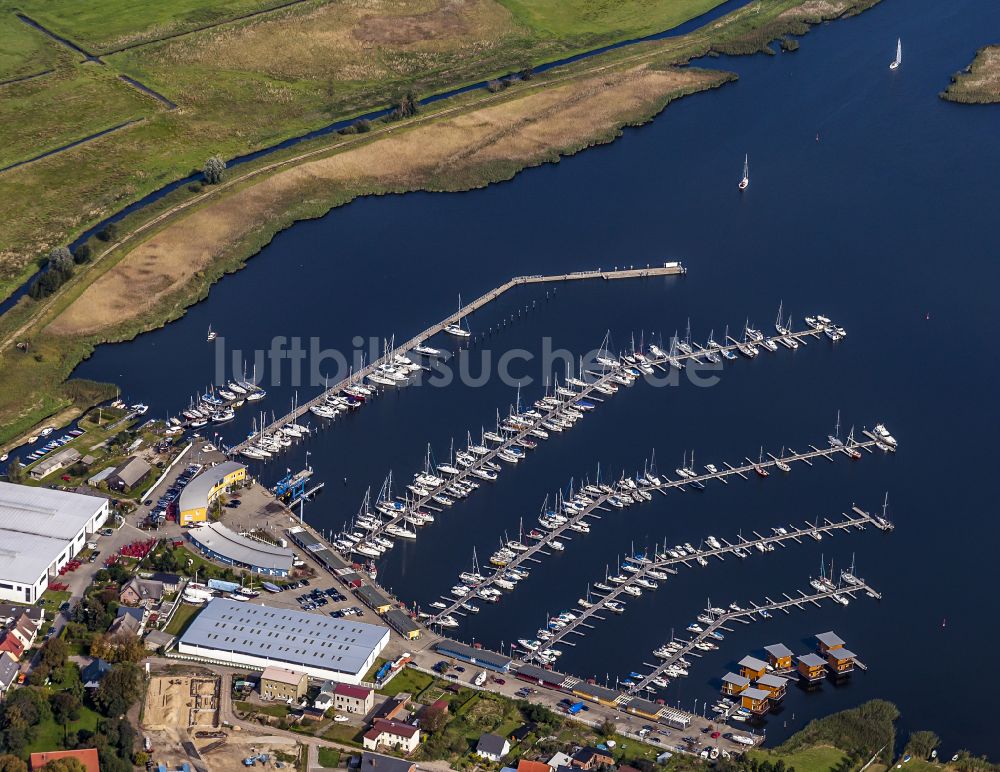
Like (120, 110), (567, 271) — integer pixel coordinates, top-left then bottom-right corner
(444, 294), (472, 337)
(738, 154), (749, 190)
(889, 38), (901, 70)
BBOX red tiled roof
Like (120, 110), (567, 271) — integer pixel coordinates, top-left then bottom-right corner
(518, 761), (553, 772)
(334, 683), (372, 700)
(369, 719), (418, 739)
(30, 748), (101, 771)
(0, 633), (24, 658)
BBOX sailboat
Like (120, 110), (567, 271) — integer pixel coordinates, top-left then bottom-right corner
(444, 294), (472, 338)
(206, 325), (217, 342)
(889, 38), (901, 70)
(738, 154), (749, 191)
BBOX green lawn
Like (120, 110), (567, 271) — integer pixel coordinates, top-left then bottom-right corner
(24, 703), (102, 755)
(322, 722), (364, 747)
(497, 0), (726, 41)
(317, 748), (340, 768)
(235, 700), (290, 718)
(751, 745), (849, 772)
(163, 601), (201, 636)
(379, 667), (434, 698)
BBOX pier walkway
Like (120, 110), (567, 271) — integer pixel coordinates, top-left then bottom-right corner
(630, 577), (883, 694)
(426, 437), (890, 627)
(518, 505), (892, 659)
(324, 318), (862, 565)
(229, 263), (686, 454)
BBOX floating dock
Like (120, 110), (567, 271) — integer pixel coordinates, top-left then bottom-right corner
(630, 576), (883, 695)
(516, 505), (892, 659)
(426, 437), (891, 628)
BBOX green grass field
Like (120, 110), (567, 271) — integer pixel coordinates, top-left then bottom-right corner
(3, 0), (314, 53)
(751, 745), (849, 772)
(0, 65), (155, 169)
(498, 0), (726, 41)
(0, 12), (64, 80)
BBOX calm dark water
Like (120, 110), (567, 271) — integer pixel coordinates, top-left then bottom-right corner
(72, 0), (1000, 754)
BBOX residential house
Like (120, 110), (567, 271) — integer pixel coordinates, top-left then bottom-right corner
(147, 572), (182, 592)
(119, 576), (164, 607)
(108, 606), (144, 636)
(0, 652), (19, 698)
(81, 658), (113, 689)
(8, 611), (40, 651)
(508, 723), (537, 746)
(260, 666), (308, 702)
(0, 604), (44, 627)
(570, 747), (614, 769)
(333, 682), (374, 715)
(517, 761), (553, 772)
(476, 733), (511, 762)
(547, 753), (573, 769)
(358, 751), (416, 772)
(0, 632), (25, 660)
(372, 693), (409, 722)
(107, 457), (151, 492)
(362, 719), (420, 754)
(30, 748), (100, 771)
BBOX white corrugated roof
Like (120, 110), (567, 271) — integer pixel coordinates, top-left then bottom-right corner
(180, 598), (388, 678)
(0, 482), (107, 540)
(188, 522), (293, 572)
(0, 483), (108, 585)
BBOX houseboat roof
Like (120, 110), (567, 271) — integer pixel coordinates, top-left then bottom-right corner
(798, 653), (827, 667)
(738, 655), (768, 671)
(826, 647), (857, 661)
(722, 672), (750, 687)
(816, 630), (845, 647)
(757, 673), (789, 688)
(764, 643), (793, 659)
(741, 687), (770, 701)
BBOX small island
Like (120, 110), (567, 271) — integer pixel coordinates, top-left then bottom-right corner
(942, 45), (1000, 103)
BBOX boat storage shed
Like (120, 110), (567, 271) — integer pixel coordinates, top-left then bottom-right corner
(186, 522), (293, 576)
(178, 598), (388, 683)
(0, 483), (109, 603)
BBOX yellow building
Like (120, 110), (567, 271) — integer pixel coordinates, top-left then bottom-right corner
(764, 643), (794, 672)
(178, 462), (246, 525)
(740, 687), (771, 716)
(826, 648), (856, 675)
(721, 672), (750, 696)
(738, 655), (768, 681)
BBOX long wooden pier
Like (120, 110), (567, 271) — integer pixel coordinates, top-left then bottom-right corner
(630, 577), (883, 694)
(229, 263), (686, 454)
(517, 505), (892, 660)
